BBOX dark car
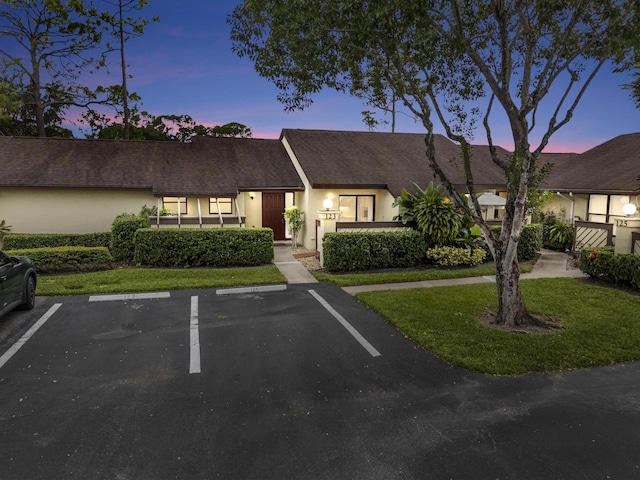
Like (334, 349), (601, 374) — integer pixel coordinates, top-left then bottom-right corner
(0, 250), (37, 318)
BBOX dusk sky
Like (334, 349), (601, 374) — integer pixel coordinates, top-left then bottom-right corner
(71, 0), (640, 153)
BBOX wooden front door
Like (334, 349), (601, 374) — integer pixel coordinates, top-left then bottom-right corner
(262, 192), (286, 240)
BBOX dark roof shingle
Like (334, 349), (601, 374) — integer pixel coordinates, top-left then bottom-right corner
(281, 129), (509, 196)
(0, 135), (304, 196)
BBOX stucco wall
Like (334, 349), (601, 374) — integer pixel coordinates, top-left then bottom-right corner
(294, 187), (397, 249)
(0, 188), (156, 234)
(542, 193), (589, 222)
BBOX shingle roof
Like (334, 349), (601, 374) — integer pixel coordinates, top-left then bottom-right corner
(542, 133), (640, 194)
(0, 135), (304, 196)
(281, 129), (509, 197)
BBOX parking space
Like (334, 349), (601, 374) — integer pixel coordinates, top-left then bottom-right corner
(0, 283), (405, 479)
(2, 284), (640, 480)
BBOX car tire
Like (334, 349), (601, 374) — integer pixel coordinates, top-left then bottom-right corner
(17, 275), (36, 311)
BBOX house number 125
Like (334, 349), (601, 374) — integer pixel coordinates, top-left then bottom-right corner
(616, 219), (628, 227)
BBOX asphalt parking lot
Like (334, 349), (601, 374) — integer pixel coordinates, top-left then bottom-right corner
(1, 283), (640, 479)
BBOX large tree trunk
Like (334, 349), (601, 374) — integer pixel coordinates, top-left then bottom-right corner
(493, 244), (531, 325)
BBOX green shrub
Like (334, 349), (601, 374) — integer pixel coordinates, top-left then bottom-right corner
(426, 246), (487, 267)
(3, 232), (111, 250)
(323, 231), (428, 272)
(6, 247), (112, 273)
(393, 182), (463, 246)
(133, 228), (273, 267)
(579, 247), (640, 290)
(488, 223), (543, 261)
(111, 214), (146, 263)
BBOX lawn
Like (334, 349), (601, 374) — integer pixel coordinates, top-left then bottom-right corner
(35, 265), (286, 296)
(357, 277), (640, 375)
(313, 263), (533, 287)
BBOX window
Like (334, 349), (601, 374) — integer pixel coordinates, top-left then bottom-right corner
(209, 197), (233, 214)
(339, 195), (375, 221)
(588, 195), (609, 223)
(162, 196), (187, 215)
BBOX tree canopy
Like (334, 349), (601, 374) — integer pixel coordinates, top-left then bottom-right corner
(230, 0), (639, 326)
(0, 0), (106, 137)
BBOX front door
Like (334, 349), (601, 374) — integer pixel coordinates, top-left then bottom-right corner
(262, 192), (286, 240)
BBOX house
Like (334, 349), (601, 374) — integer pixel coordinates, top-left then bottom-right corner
(1, 129), (638, 253)
(539, 133), (640, 224)
(0, 135), (304, 239)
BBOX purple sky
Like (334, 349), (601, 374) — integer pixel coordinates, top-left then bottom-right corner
(69, 0), (640, 153)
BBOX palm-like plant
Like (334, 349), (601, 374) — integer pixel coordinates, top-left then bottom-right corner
(393, 182), (463, 246)
(0, 219), (12, 250)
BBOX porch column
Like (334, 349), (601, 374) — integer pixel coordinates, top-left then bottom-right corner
(235, 197), (242, 226)
(316, 210), (340, 267)
(613, 218), (640, 254)
(197, 198), (202, 228)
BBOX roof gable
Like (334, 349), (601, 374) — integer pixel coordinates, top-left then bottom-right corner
(281, 129), (509, 196)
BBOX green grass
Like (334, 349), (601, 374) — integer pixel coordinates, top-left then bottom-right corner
(313, 263), (533, 287)
(36, 265), (286, 296)
(357, 278), (640, 375)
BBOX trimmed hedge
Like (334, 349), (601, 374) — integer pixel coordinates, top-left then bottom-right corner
(3, 232), (111, 250)
(133, 228), (274, 267)
(426, 246), (487, 267)
(323, 231), (428, 272)
(6, 246), (112, 273)
(488, 223), (543, 261)
(111, 214), (147, 262)
(579, 247), (640, 290)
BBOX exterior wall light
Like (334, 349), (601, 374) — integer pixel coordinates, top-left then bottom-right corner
(323, 198), (333, 210)
(622, 203), (637, 216)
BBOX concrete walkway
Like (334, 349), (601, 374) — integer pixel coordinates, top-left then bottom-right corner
(273, 246), (318, 284)
(274, 245), (586, 293)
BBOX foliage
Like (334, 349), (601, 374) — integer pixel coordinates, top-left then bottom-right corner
(138, 204), (158, 221)
(452, 222), (486, 251)
(488, 224), (543, 262)
(546, 221), (574, 251)
(81, 109), (252, 141)
(528, 190), (554, 222)
(539, 210), (574, 251)
(426, 246), (486, 267)
(0, 219), (11, 249)
(322, 231), (428, 272)
(229, 0), (638, 325)
(0, 0), (108, 137)
(283, 206), (305, 247)
(36, 265), (285, 296)
(111, 214), (147, 262)
(6, 247), (112, 273)
(133, 228), (274, 268)
(2, 232), (111, 250)
(579, 247), (640, 290)
(393, 182), (463, 246)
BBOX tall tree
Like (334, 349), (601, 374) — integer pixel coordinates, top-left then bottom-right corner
(0, 0), (106, 137)
(99, 0), (159, 139)
(230, 0), (638, 326)
(82, 107), (252, 141)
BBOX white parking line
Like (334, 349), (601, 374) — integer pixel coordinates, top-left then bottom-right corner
(308, 290), (381, 358)
(0, 303), (63, 370)
(89, 292), (171, 302)
(189, 296), (201, 374)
